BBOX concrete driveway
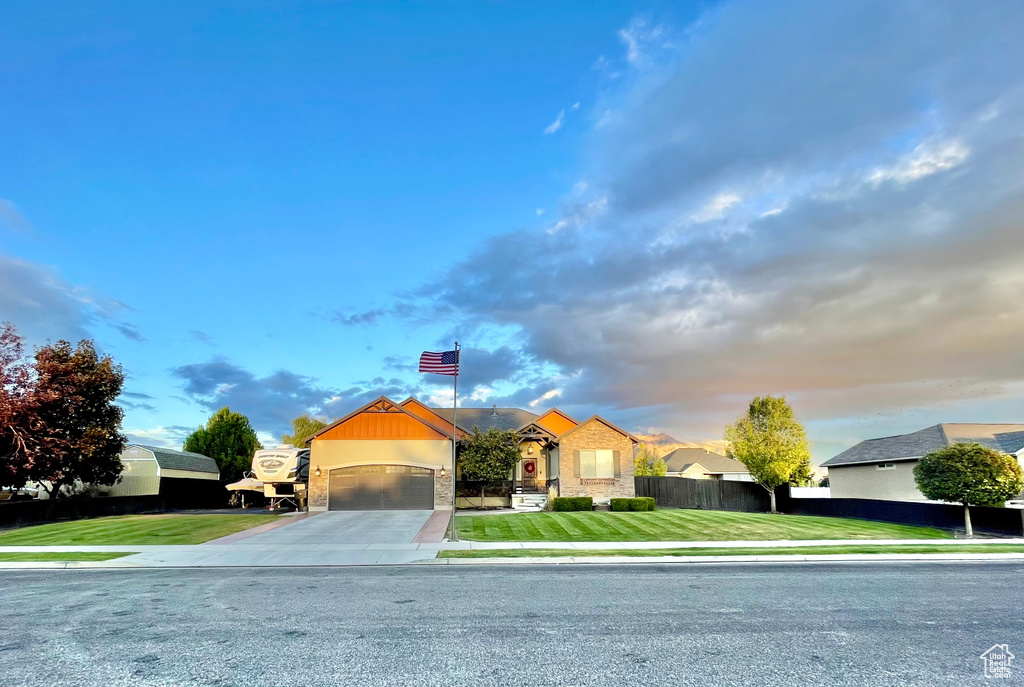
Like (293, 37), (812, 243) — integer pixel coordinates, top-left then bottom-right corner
(232, 510), (436, 545)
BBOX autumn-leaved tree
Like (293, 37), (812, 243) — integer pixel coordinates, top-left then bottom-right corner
(28, 337), (127, 498)
(913, 443), (1024, 537)
(281, 414), (328, 448)
(184, 407), (262, 482)
(634, 444), (667, 476)
(458, 427), (520, 508)
(0, 323), (47, 488)
(724, 395), (812, 513)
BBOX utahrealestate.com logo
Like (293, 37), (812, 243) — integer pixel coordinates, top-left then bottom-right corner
(980, 644), (1014, 679)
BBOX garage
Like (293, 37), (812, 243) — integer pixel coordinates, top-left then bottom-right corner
(328, 465), (435, 510)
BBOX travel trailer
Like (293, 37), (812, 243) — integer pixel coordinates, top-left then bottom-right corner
(247, 445), (310, 510)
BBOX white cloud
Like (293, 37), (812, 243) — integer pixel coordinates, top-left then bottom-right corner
(124, 426), (195, 450)
(868, 139), (970, 185)
(544, 110), (565, 134)
(571, 102), (580, 110)
(528, 388), (563, 409)
(689, 192), (742, 223)
(547, 196), (608, 234)
(536, 208), (545, 216)
(618, 16), (666, 65)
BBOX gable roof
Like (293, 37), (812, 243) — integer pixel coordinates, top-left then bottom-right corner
(821, 423), (1024, 467)
(128, 445), (220, 475)
(556, 415), (639, 443)
(533, 408), (578, 435)
(399, 397), (469, 439)
(431, 406), (539, 433)
(309, 396), (455, 441)
(664, 448), (748, 474)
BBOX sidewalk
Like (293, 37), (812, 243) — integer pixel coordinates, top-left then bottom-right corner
(0, 538), (1021, 568)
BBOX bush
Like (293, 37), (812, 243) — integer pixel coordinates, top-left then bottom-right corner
(552, 496), (594, 512)
(610, 498), (630, 512)
(627, 497), (656, 511)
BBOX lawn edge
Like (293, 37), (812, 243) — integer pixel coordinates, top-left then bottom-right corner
(424, 552), (1024, 566)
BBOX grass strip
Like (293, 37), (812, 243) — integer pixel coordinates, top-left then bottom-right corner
(0, 514), (283, 545)
(0, 552), (134, 562)
(438, 544), (1024, 559)
(455, 509), (951, 542)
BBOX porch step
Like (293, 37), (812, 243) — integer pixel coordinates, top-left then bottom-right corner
(512, 494), (548, 510)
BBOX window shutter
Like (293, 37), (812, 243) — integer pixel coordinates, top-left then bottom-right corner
(613, 450), (621, 477)
(573, 450), (580, 478)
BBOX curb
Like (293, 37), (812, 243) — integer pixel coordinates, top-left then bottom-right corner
(419, 552), (1024, 566)
(0, 552), (1021, 570)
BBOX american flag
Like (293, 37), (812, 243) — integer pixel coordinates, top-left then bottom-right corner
(419, 350), (459, 376)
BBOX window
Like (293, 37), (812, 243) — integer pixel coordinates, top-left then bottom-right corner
(580, 449), (615, 478)
(877, 462), (896, 470)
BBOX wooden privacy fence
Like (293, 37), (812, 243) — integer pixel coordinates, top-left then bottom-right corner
(778, 494), (1024, 537)
(634, 476), (770, 512)
(634, 477), (1024, 536)
(0, 478), (230, 529)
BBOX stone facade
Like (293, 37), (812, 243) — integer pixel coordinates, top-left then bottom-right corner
(308, 471), (328, 509)
(434, 470), (453, 511)
(557, 419), (636, 500)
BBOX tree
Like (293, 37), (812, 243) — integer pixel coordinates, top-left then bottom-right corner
(788, 459), (817, 487)
(634, 444), (667, 476)
(281, 414), (328, 448)
(724, 395), (811, 513)
(184, 407), (262, 483)
(0, 322), (47, 488)
(818, 475), (830, 488)
(458, 427), (521, 508)
(913, 443), (1024, 538)
(28, 338), (127, 498)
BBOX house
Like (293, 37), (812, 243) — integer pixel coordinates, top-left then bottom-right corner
(663, 447), (753, 482)
(33, 444), (220, 499)
(305, 395), (638, 511)
(821, 423), (1024, 502)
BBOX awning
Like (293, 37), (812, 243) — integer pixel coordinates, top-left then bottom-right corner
(225, 477), (264, 492)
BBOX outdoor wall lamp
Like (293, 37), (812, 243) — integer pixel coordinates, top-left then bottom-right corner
(527, 445), (534, 455)
(314, 466), (321, 477)
(440, 466), (446, 477)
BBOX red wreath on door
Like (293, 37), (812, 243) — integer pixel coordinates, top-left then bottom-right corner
(524, 461), (536, 475)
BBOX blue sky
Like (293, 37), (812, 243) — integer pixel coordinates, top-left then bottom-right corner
(2, 0), (1021, 462)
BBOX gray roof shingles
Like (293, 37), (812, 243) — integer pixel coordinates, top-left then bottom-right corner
(821, 424), (1024, 467)
(430, 407), (539, 433)
(131, 445), (220, 475)
(664, 448), (749, 474)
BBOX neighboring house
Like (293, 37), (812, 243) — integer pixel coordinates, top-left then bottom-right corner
(305, 395), (638, 511)
(821, 424), (1024, 503)
(663, 448), (754, 482)
(34, 444), (220, 499)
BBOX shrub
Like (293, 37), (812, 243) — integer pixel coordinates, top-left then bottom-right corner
(552, 496), (593, 512)
(627, 497), (656, 511)
(610, 498), (630, 512)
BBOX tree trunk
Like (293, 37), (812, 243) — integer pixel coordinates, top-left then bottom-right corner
(768, 487), (777, 514)
(963, 503), (973, 538)
(480, 485), (486, 510)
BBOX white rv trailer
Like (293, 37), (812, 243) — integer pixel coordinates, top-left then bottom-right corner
(249, 445), (310, 510)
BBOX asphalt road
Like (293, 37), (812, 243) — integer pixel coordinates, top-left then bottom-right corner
(1, 562), (1020, 687)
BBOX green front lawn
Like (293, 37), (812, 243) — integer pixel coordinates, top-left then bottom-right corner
(0, 514), (282, 545)
(0, 552), (134, 562)
(439, 543), (1024, 558)
(455, 509), (951, 542)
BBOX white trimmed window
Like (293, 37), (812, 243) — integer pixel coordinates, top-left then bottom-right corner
(580, 449), (615, 478)
(876, 462), (896, 470)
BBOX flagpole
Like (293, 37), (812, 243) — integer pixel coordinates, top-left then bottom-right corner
(449, 341), (460, 542)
